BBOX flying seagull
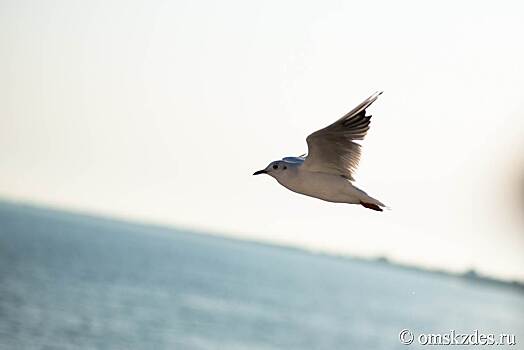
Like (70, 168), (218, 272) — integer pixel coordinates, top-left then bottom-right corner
(253, 91), (386, 211)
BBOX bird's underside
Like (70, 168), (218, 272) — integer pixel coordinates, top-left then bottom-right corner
(275, 166), (386, 211)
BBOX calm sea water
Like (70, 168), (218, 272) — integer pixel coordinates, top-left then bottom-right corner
(0, 202), (523, 350)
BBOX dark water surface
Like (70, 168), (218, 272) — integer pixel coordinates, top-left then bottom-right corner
(0, 202), (523, 350)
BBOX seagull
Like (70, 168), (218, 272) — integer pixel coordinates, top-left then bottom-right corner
(253, 91), (387, 211)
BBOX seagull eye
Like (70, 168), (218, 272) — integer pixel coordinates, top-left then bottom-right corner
(283, 166), (287, 170)
(273, 164), (278, 169)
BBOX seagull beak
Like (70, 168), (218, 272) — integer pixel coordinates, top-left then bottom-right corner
(253, 169), (267, 175)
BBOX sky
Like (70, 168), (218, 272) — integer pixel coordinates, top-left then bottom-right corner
(1, 0), (523, 281)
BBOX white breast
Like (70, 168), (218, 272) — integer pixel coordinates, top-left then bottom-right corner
(275, 167), (363, 204)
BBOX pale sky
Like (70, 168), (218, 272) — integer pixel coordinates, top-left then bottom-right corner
(1, 0), (523, 281)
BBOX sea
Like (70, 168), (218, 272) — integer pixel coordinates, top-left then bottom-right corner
(0, 201), (523, 350)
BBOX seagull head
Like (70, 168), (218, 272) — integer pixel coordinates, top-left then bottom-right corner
(253, 161), (288, 178)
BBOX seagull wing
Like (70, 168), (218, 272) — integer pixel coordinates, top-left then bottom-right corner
(302, 91), (382, 181)
(282, 156), (305, 164)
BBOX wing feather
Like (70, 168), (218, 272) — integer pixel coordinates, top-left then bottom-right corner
(302, 91), (382, 181)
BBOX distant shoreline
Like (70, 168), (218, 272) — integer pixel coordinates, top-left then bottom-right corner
(1, 197), (523, 292)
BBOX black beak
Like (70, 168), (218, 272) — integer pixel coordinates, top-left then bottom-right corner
(253, 169), (267, 175)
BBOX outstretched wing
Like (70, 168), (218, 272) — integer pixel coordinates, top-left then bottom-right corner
(302, 91), (382, 181)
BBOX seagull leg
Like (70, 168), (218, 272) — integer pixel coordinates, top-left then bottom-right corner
(359, 201), (383, 212)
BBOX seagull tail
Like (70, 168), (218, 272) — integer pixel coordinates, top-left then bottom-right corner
(352, 185), (388, 212)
